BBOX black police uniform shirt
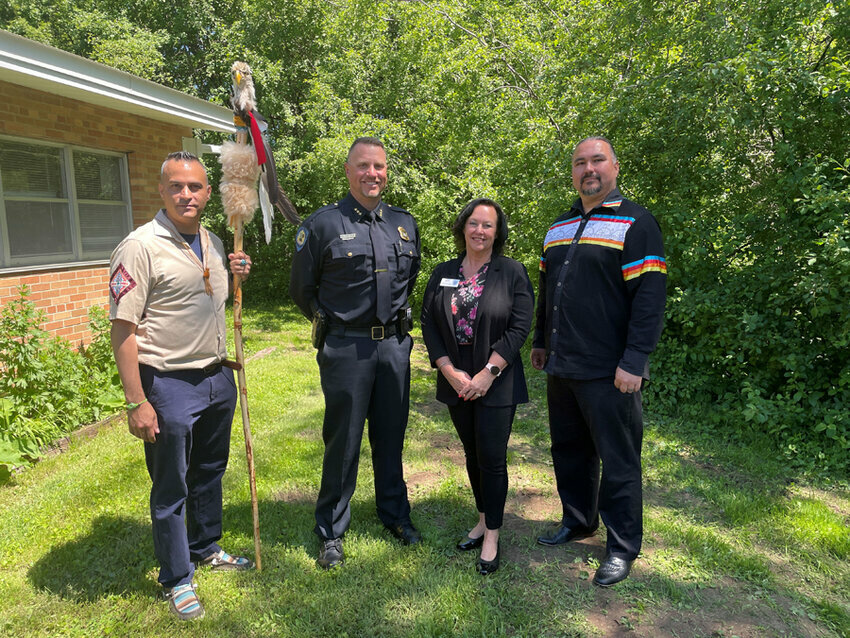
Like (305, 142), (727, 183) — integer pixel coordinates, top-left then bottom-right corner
(532, 188), (667, 380)
(290, 193), (420, 325)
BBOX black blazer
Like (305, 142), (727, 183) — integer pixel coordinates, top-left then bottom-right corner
(420, 254), (534, 407)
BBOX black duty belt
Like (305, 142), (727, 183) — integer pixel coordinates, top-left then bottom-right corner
(328, 324), (400, 340)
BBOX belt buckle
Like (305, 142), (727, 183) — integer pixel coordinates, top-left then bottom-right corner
(371, 325), (384, 340)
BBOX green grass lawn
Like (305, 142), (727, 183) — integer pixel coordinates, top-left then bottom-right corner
(1, 302), (848, 637)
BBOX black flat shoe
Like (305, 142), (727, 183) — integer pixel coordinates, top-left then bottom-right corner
(592, 553), (633, 587)
(456, 534), (484, 551)
(477, 542), (500, 575)
(536, 524), (597, 546)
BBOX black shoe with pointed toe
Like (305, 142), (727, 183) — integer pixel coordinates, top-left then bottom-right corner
(592, 553), (633, 587)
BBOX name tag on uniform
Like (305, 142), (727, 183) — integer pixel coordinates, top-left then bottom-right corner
(339, 233), (357, 240)
(440, 278), (461, 288)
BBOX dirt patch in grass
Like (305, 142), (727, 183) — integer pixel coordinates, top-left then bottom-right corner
(584, 592), (641, 636)
(247, 346), (277, 361)
(293, 428), (321, 441)
(406, 470), (443, 492)
(428, 432), (466, 466)
(271, 489), (315, 506)
(623, 575), (830, 638)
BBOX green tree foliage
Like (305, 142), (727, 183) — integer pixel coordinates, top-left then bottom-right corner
(2, 0), (847, 476)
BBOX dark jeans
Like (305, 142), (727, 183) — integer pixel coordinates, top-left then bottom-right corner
(140, 364), (237, 588)
(547, 374), (643, 559)
(314, 333), (413, 540)
(447, 345), (516, 530)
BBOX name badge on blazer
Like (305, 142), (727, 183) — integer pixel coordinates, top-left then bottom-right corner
(440, 278), (461, 288)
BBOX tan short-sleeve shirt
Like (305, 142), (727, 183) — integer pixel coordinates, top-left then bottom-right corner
(108, 210), (230, 371)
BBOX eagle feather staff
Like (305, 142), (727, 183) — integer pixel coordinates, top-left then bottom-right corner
(219, 59), (303, 572)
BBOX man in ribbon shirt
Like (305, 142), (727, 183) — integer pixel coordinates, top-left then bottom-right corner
(531, 137), (667, 587)
(290, 137), (421, 569)
(109, 151), (254, 620)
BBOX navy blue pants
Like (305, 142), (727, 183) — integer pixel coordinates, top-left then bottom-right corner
(140, 364), (237, 588)
(314, 333), (413, 540)
(547, 375), (643, 560)
(447, 345), (517, 530)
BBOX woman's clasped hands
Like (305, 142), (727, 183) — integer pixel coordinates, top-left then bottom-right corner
(441, 363), (494, 401)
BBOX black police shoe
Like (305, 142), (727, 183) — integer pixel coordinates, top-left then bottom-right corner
(536, 524), (597, 546)
(317, 537), (344, 570)
(385, 522), (421, 545)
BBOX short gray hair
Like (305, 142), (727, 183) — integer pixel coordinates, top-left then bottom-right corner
(160, 151), (205, 178)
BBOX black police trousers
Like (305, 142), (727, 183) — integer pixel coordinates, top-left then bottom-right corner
(314, 333), (413, 540)
(547, 374), (643, 560)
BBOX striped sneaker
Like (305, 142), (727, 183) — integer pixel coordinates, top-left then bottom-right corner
(197, 549), (255, 571)
(164, 582), (204, 621)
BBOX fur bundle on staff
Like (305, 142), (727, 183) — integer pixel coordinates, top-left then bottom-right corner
(219, 140), (261, 227)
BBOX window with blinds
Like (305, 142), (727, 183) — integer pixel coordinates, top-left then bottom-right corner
(0, 138), (131, 268)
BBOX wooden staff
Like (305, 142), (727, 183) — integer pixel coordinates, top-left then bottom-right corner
(222, 60), (299, 569)
(231, 214), (261, 571)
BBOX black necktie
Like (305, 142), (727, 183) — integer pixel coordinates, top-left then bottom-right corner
(369, 207), (392, 324)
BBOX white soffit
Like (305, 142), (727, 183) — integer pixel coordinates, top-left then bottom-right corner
(0, 29), (235, 133)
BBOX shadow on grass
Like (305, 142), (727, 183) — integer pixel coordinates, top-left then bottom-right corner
(28, 515), (157, 601)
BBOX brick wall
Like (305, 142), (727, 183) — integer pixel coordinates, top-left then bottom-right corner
(0, 265), (109, 346)
(0, 80), (195, 346)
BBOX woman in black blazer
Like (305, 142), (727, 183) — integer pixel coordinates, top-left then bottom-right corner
(420, 198), (534, 575)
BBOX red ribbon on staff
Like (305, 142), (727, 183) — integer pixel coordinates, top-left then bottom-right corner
(246, 111), (267, 165)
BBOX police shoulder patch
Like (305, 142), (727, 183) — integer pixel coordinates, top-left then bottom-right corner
(295, 227), (309, 251)
(110, 264), (136, 304)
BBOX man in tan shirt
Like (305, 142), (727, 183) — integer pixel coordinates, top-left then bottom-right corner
(109, 151), (253, 620)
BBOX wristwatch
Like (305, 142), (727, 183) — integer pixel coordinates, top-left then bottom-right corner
(485, 363), (502, 377)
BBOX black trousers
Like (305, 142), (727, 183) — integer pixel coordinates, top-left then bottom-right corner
(547, 374), (643, 560)
(140, 364), (237, 588)
(314, 333), (413, 540)
(447, 345), (516, 530)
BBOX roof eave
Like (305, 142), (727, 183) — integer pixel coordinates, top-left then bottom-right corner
(0, 29), (235, 133)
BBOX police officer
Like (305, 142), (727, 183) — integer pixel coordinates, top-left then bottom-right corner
(290, 137), (421, 569)
(110, 151), (254, 620)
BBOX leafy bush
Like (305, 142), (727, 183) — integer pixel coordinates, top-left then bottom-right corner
(0, 287), (123, 478)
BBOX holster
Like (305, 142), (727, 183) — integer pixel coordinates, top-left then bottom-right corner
(312, 308), (328, 350)
(396, 306), (413, 336)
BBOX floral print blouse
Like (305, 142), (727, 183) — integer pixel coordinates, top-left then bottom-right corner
(452, 262), (489, 344)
